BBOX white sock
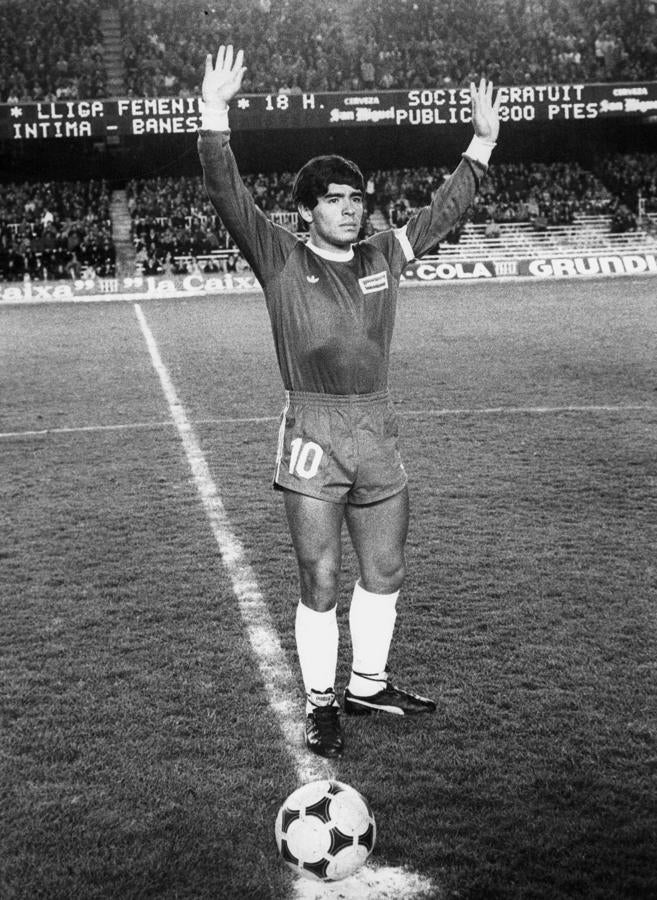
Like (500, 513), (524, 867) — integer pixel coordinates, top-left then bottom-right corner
(295, 601), (339, 712)
(348, 581), (398, 697)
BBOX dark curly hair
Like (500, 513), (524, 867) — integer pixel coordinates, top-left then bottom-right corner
(292, 155), (364, 210)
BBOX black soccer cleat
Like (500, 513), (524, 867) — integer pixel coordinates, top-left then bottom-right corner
(344, 675), (436, 717)
(304, 694), (345, 758)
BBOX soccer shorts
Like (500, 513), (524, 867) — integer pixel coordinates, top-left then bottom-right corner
(273, 389), (407, 505)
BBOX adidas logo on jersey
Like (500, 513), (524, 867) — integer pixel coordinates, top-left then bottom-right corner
(306, 275), (319, 283)
(358, 271), (388, 294)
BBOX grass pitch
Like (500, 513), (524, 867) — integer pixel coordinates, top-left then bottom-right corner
(1, 277), (656, 899)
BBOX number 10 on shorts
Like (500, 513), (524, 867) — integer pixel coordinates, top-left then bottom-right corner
(289, 438), (324, 479)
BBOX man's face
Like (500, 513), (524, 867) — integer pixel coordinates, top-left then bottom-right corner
(299, 184), (364, 251)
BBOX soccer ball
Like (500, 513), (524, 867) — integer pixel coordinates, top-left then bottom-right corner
(275, 779), (376, 881)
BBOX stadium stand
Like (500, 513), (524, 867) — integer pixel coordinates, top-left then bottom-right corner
(114, 0), (657, 96)
(345, 0), (657, 88)
(112, 155), (657, 279)
(376, 161), (616, 230)
(124, 170), (296, 274)
(594, 151), (657, 213)
(1, 2), (656, 281)
(0, 180), (115, 281)
(117, 0), (349, 97)
(0, 0), (108, 102)
(1, 0), (655, 100)
(1, 152), (655, 281)
(433, 214), (656, 265)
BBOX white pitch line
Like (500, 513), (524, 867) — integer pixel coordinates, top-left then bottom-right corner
(133, 304), (436, 899)
(1, 404), (654, 442)
(133, 303), (321, 782)
(0, 416), (278, 440)
(403, 403), (654, 416)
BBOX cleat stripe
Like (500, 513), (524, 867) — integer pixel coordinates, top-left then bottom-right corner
(349, 698), (406, 715)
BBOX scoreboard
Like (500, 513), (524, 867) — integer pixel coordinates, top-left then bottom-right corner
(2, 81), (657, 140)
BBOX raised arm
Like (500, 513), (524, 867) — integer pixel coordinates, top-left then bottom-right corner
(201, 44), (247, 119)
(470, 77), (501, 146)
(378, 79), (501, 262)
(197, 45), (297, 282)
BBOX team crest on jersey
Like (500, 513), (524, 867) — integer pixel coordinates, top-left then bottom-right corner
(358, 271), (388, 294)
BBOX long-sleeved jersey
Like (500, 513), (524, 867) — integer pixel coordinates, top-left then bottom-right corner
(198, 130), (485, 395)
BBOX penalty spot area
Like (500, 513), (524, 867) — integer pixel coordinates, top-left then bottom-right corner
(292, 864), (437, 899)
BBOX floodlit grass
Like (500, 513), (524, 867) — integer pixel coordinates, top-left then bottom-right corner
(1, 278), (656, 899)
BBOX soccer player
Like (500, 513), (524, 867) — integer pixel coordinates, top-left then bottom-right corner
(198, 46), (501, 759)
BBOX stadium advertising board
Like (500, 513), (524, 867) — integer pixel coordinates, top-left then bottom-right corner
(2, 81), (657, 139)
(403, 253), (657, 281)
(2, 252), (657, 303)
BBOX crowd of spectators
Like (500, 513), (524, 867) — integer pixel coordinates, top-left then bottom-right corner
(347, 0), (657, 91)
(468, 160), (615, 227)
(1, 0), (656, 101)
(0, 180), (115, 281)
(0, 0), (107, 103)
(1, 152), (654, 281)
(594, 151), (657, 213)
(115, 0), (657, 97)
(118, 0), (348, 98)
(127, 174), (225, 274)
(117, 0), (657, 97)
(345, 160), (615, 232)
(122, 157), (634, 275)
(126, 170), (297, 274)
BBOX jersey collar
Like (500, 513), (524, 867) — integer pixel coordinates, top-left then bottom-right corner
(306, 240), (354, 262)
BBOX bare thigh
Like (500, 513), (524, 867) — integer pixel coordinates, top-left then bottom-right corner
(345, 486), (409, 594)
(284, 490), (345, 611)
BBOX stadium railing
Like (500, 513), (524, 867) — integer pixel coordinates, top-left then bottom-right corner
(431, 215), (657, 262)
(170, 250), (242, 272)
